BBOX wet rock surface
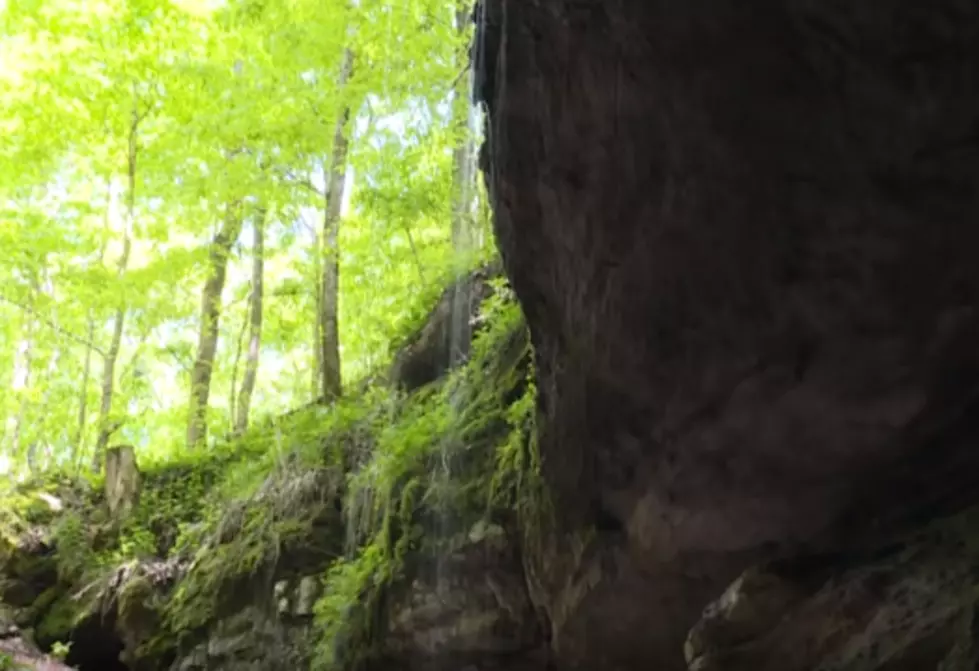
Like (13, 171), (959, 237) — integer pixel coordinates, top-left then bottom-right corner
(389, 263), (501, 392)
(686, 510), (979, 671)
(477, 0), (979, 669)
(0, 607), (72, 671)
(382, 521), (543, 669)
(171, 602), (310, 671)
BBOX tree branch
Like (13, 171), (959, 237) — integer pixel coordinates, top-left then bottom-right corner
(0, 295), (107, 357)
(274, 168), (326, 197)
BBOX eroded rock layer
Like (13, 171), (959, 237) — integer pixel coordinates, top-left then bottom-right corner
(477, 1), (979, 669)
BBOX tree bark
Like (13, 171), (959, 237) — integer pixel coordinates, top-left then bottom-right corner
(318, 48), (354, 402)
(9, 287), (37, 458)
(95, 99), (141, 471)
(74, 311), (96, 466)
(228, 291), (249, 430)
(235, 209), (265, 433)
(31, 274), (61, 471)
(104, 444), (140, 520)
(75, 204), (109, 469)
(451, 5), (476, 254)
(311, 216), (323, 401)
(186, 203), (244, 449)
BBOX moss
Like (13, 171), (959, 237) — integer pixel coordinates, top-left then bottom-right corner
(0, 274), (544, 671)
(310, 286), (547, 670)
(17, 585), (61, 627)
(117, 574), (156, 623)
(36, 591), (83, 642)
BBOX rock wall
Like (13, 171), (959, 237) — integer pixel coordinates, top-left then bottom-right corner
(476, 1), (979, 669)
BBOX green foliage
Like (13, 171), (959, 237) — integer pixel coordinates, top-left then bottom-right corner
(0, 653), (26, 671)
(311, 284), (538, 670)
(36, 592), (83, 643)
(0, 0), (484, 473)
(0, 276), (542, 671)
(52, 512), (95, 582)
(0, 4), (527, 669)
(50, 640), (72, 661)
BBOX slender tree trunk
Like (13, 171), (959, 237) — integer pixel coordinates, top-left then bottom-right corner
(95, 100), (141, 471)
(31, 273), (61, 472)
(451, 6), (476, 253)
(446, 8), (478, 368)
(319, 48), (354, 402)
(311, 222), (322, 401)
(29, 345), (61, 472)
(235, 210), (265, 433)
(229, 295), (249, 431)
(10, 289), (37, 458)
(76, 201), (110, 470)
(74, 312), (96, 466)
(187, 203), (244, 449)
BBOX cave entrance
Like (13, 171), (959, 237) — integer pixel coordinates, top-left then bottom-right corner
(57, 617), (130, 671)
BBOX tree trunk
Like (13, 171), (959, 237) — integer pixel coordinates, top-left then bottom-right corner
(228, 293), (249, 430)
(74, 312), (96, 466)
(9, 290), (36, 458)
(31, 274), (61, 472)
(75, 212), (107, 469)
(446, 6), (478, 369)
(318, 48), (354, 402)
(104, 444), (140, 520)
(187, 203), (244, 449)
(235, 209), (265, 434)
(451, 6), (476, 254)
(311, 223), (322, 401)
(95, 102), (141, 471)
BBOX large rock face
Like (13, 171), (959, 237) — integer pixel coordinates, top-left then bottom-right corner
(477, 1), (979, 669)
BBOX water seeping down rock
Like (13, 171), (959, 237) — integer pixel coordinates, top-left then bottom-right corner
(475, 1), (979, 670)
(6, 3), (979, 670)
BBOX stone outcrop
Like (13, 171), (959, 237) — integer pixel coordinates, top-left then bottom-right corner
(1, 610), (72, 671)
(475, 1), (979, 669)
(0, 277), (540, 671)
(686, 509), (979, 670)
(389, 263), (501, 392)
(381, 520), (544, 670)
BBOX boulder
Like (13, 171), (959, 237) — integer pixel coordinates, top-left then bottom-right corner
(0, 607), (72, 671)
(686, 509), (979, 670)
(476, 0), (979, 668)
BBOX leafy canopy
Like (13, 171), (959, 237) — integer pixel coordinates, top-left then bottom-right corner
(0, 0), (489, 472)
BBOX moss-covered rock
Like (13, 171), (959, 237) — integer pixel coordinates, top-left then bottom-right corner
(0, 272), (547, 671)
(686, 508), (979, 671)
(0, 601), (73, 670)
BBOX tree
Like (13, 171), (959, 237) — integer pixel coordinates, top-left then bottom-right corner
(74, 219), (110, 464)
(318, 48), (355, 402)
(235, 209), (266, 433)
(187, 202), (245, 449)
(95, 96), (144, 468)
(451, 4), (477, 255)
(0, 0), (481, 473)
(9, 283), (38, 458)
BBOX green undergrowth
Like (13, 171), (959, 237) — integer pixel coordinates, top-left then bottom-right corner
(0, 275), (546, 670)
(0, 387), (377, 658)
(311, 279), (546, 671)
